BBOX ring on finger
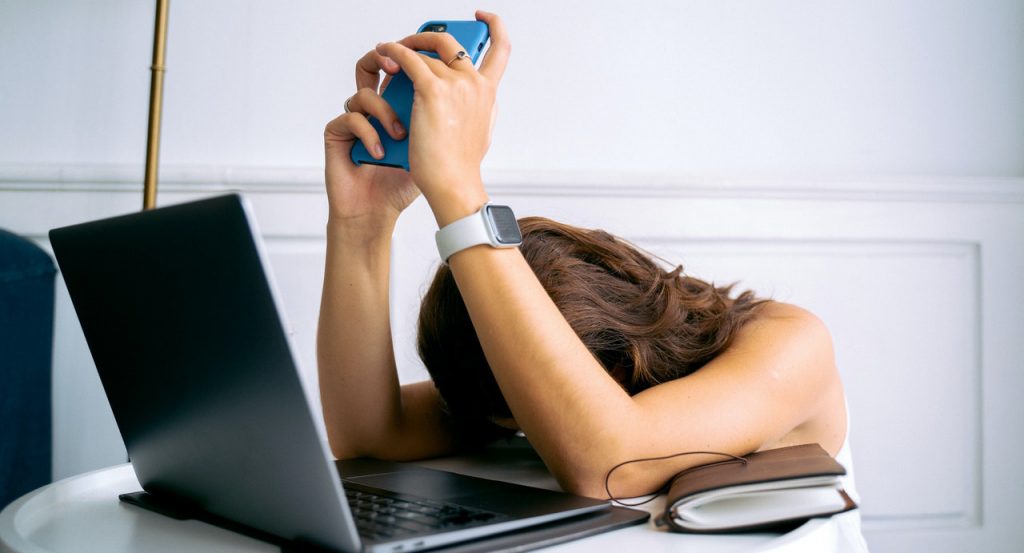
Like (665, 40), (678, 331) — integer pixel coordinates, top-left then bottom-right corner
(445, 50), (468, 67)
(343, 96), (355, 113)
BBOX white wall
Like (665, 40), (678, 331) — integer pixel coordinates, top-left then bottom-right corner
(2, 1), (1023, 551)
(3, 0), (1022, 174)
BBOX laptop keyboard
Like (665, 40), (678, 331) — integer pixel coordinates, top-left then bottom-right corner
(343, 482), (503, 541)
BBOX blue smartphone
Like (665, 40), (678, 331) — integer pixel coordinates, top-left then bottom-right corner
(350, 20), (490, 171)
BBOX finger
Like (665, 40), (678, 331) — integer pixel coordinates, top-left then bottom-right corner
(345, 87), (406, 140)
(476, 10), (510, 81)
(375, 41), (438, 83)
(396, 32), (471, 72)
(355, 48), (401, 92)
(325, 112), (386, 160)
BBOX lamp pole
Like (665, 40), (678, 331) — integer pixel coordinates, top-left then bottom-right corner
(143, 0), (169, 211)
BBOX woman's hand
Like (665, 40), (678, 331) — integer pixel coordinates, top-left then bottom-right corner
(374, 10), (511, 227)
(324, 48), (420, 233)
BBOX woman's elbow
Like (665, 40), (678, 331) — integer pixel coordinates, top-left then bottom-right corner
(554, 462), (661, 499)
(554, 470), (609, 499)
(549, 445), (654, 499)
(325, 429), (361, 461)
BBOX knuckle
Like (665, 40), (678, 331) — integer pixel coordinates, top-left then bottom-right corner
(453, 78), (475, 94)
(474, 76), (496, 95)
(340, 112), (366, 129)
(442, 34), (460, 48)
(351, 112), (370, 126)
(420, 79), (444, 96)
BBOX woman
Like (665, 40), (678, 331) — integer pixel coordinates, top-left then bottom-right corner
(317, 11), (849, 500)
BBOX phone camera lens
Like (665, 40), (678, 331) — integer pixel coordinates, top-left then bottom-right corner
(425, 24), (446, 33)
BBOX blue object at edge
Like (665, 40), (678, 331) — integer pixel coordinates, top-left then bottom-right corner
(0, 230), (55, 509)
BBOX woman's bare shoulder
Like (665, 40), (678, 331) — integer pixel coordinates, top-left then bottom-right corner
(733, 301), (833, 352)
(753, 300), (825, 323)
(712, 300), (839, 424)
(729, 301), (846, 453)
(631, 299), (845, 468)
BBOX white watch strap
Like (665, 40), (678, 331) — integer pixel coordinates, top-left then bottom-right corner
(435, 206), (492, 262)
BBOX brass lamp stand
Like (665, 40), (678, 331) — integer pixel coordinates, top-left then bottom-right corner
(143, 0), (169, 210)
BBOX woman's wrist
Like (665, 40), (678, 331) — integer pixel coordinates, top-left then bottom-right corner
(326, 215), (396, 249)
(423, 174), (490, 228)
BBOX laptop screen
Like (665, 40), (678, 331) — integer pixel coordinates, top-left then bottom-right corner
(49, 194), (360, 551)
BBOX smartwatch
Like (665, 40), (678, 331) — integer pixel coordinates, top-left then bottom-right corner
(435, 202), (522, 262)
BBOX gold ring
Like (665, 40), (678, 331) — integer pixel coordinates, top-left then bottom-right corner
(446, 50), (468, 67)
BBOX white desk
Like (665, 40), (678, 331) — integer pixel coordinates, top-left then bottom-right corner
(0, 450), (841, 553)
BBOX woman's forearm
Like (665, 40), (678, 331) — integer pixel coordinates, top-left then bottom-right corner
(317, 218), (403, 458)
(317, 218), (457, 461)
(447, 237), (837, 498)
(446, 243), (641, 495)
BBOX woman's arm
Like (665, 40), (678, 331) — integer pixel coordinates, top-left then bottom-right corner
(317, 220), (456, 460)
(378, 12), (844, 498)
(316, 46), (458, 461)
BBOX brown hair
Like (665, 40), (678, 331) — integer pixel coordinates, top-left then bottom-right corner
(417, 216), (767, 444)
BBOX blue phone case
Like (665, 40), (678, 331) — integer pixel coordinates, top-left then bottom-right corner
(350, 20), (490, 171)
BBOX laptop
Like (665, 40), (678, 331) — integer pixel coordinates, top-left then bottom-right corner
(49, 194), (647, 553)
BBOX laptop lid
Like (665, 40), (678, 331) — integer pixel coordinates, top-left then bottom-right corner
(50, 194), (361, 552)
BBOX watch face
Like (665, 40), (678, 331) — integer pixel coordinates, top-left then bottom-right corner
(485, 205), (523, 245)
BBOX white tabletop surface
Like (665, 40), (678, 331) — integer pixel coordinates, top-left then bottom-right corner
(0, 451), (839, 553)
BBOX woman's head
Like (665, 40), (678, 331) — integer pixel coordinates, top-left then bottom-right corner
(416, 216), (766, 443)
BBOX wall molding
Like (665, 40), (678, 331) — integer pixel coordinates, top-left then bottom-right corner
(1, 163), (1023, 203)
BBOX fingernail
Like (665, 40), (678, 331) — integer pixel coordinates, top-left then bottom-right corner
(392, 120), (405, 135)
(373, 143), (385, 158)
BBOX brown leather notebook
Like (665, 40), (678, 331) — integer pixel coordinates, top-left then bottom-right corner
(655, 443), (857, 533)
